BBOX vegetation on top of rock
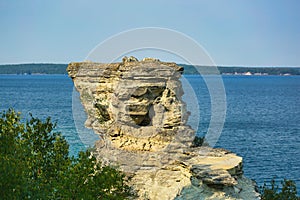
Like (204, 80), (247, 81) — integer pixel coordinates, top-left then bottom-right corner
(0, 109), (134, 199)
(191, 135), (205, 147)
(260, 178), (299, 200)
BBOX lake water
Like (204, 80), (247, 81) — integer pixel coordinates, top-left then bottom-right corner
(0, 74), (299, 192)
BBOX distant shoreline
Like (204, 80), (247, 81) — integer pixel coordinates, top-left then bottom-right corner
(0, 63), (299, 76)
(0, 73), (68, 76)
(180, 64), (300, 75)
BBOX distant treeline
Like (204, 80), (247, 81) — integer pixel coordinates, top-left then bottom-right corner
(0, 63), (299, 75)
(181, 64), (300, 75)
(0, 63), (68, 74)
(218, 66), (300, 75)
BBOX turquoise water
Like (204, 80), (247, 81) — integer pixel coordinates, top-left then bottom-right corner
(0, 75), (86, 155)
(0, 74), (299, 191)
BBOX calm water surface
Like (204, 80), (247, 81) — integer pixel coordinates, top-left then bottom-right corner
(0, 74), (299, 191)
(184, 75), (299, 192)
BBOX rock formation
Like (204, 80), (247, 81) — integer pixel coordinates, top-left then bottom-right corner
(68, 57), (260, 200)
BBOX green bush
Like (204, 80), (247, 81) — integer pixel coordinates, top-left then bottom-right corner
(0, 109), (134, 199)
(260, 178), (299, 200)
(191, 136), (204, 147)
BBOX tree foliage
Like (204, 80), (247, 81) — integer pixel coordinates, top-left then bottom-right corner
(0, 109), (134, 199)
(260, 178), (299, 200)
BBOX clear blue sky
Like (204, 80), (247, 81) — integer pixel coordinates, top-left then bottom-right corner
(0, 0), (299, 66)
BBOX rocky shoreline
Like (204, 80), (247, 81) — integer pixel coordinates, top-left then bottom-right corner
(68, 57), (260, 200)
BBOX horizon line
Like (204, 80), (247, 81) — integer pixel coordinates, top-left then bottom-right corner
(0, 62), (299, 68)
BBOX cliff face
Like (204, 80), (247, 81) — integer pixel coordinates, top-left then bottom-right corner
(68, 57), (260, 200)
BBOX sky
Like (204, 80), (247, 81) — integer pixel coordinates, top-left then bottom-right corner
(0, 0), (299, 66)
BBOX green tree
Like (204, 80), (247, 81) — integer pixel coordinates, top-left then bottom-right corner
(0, 109), (134, 199)
(260, 178), (299, 200)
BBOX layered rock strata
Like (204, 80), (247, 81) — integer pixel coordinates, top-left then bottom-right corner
(68, 57), (260, 200)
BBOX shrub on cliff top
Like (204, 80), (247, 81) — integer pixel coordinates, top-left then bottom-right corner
(191, 135), (205, 147)
(0, 109), (134, 199)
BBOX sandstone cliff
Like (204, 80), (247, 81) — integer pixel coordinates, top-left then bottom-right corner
(68, 57), (260, 200)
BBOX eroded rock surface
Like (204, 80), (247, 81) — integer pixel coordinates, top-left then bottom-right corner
(68, 57), (260, 200)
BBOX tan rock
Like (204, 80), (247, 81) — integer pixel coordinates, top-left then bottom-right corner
(68, 57), (260, 200)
